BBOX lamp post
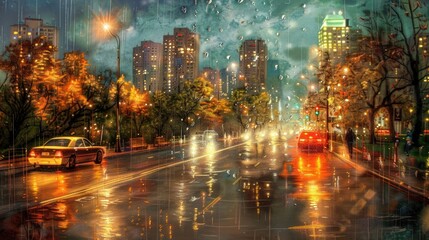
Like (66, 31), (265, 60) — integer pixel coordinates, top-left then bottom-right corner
(103, 23), (122, 152)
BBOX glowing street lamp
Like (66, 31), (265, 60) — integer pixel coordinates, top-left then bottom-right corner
(103, 22), (122, 152)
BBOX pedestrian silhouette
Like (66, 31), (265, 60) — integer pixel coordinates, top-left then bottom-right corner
(345, 127), (356, 158)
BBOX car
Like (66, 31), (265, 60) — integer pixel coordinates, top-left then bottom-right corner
(191, 131), (205, 143)
(297, 131), (326, 152)
(203, 130), (219, 142)
(28, 136), (106, 169)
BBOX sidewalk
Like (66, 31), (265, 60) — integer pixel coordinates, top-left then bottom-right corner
(330, 141), (429, 199)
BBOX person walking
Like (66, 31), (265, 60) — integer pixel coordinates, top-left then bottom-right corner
(393, 132), (400, 166)
(345, 127), (356, 158)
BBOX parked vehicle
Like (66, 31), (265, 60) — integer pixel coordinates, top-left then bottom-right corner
(28, 136), (105, 169)
(297, 131), (326, 152)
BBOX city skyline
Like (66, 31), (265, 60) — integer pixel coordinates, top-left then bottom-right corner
(0, 1), (379, 85)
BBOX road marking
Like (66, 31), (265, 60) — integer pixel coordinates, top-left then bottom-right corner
(233, 176), (242, 185)
(201, 196), (222, 213)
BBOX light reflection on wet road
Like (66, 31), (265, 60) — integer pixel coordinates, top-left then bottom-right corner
(0, 137), (428, 239)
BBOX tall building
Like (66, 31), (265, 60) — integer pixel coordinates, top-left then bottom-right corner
(318, 12), (360, 64)
(10, 18), (59, 48)
(132, 41), (163, 93)
(162, 28), (200, 93)
(239, 39), (267, 94)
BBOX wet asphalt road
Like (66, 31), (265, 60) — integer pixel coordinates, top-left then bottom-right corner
(0, 137), (428, 239)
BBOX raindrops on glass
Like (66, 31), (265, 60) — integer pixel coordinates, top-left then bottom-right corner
(219, 28), (223, 32)
(275, 65), (278, 70)
(279, 75), (284, 80)
(302, 28), (306, 31)
(282, 15), (286, 20)
(203, 52), (209, 58)
(226, 55), (231, 60)
(302, 4), (307, 8)
(238, 36), (244, 41)
(192, 24), (197, 31)
(181, 6), (187, 14)
(238, 0), (244, 3)
(207, 26), (211, 32)
(219, 42), (224, 47)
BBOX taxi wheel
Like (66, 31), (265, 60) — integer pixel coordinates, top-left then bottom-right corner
(67, 156), (76, 169)
(95, 151), (103, 164)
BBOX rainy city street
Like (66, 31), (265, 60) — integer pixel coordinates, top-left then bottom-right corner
(1, 136), (428, 239)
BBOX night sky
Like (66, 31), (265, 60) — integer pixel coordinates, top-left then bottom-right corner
(0, 0), (382, 99)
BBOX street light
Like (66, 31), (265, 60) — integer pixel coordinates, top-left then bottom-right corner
(103, 23), (122, 152)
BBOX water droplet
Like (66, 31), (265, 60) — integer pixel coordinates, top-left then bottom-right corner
(207, 26), (211, 32)
(238, 0), (244, 3)
(226, 55), (231, 60)
(302, 28), (306, 32)
(275, 65), (278, 70)
(279, 75), (284, 80)
(203, 52), (209, 58)
(302, 4), (307, 8)
(218, 42), (224, 47)
(219, 28), (223, 32)
(192, 24), (197, 31)
(282, 15), (286, 20)
(238, 36), (243, 41)
(181, 6), (187, 14)
(276, 32), (280, 36)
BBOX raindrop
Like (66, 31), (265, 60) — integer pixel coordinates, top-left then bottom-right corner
(302, 28), (306, 31)
(238, 0), (244, 3)
(238, 36), (243, 41)
(302, 4), (307, 8)
(279, 75), (284, 80)
(275, 65), (278, 70)
(207, 0), (212, 4)
(181, 6), (187, 14)
(203, 52), (209, 58)
(219, 42), (224, 47)
(207, 26), (211, 32)
(219, 28), (223, 32)
(226, 55), (231, 60)
(282, 15), (286, 20)
(192, 24), (197, 31)
(276, 32), (280, 36)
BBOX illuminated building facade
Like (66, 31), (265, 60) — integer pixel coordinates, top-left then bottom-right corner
(10, 18), (59, 48)
(239, 39), (267, 94)
(162, 28), (200, 93)
(133, 41), (163, 93)
(318, 12), (357, 64)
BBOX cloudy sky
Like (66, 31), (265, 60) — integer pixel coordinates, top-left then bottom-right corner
(0, 0), (382, 97)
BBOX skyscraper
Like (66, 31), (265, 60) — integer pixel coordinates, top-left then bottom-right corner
(10, 18), (59, 48)
(318, 12), (360, 64)
(162, 28), (200, 93)
(133, 41), (163, 93)
(239, 39), (267, 94)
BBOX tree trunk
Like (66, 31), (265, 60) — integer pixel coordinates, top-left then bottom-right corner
(368, 110), (377, 144)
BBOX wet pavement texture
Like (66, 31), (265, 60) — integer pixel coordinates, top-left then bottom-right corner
(0, 138), (428, 239)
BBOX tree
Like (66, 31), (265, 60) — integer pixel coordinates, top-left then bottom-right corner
(173, 77), (213, 134)
(0, 36), (58, 148)
(378, 0), (429, 145)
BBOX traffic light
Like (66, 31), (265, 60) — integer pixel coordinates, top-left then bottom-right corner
(315, 106), (320, 116)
